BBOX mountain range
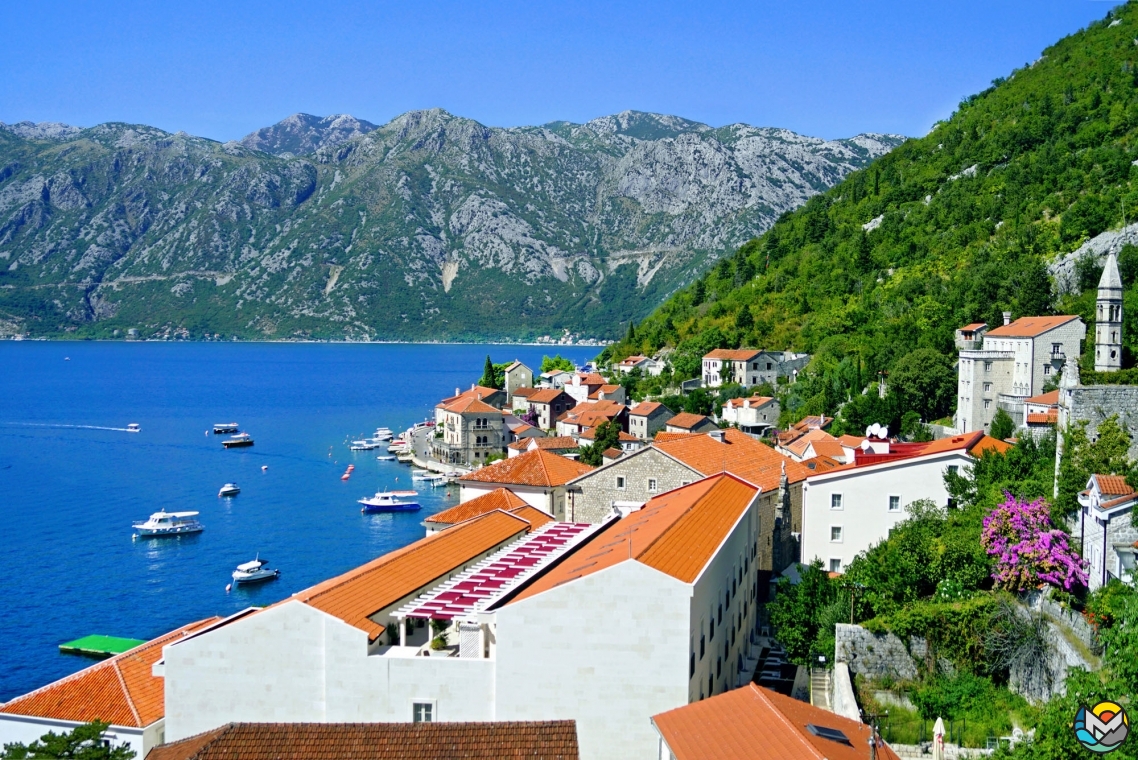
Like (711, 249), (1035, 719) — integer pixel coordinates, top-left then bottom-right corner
(0, 109), (902, 340)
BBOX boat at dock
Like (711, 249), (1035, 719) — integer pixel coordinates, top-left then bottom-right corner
(231, 557), (280, 584)
(218, 483), (240, 497)
(133, 511), (204, 537)
(376, 455), (396, 461)
(410, 469), (433, 481)
(213, 423), (239, 434)
(222, 433), (254, 448)
(359, 491), (421, 513)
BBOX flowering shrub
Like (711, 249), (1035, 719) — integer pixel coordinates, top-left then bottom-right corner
(980, 494), (1088, 592)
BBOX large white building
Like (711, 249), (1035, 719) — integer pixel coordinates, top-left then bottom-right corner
(955, 314), (1086, 433)
(160, 475), (764, 760)
(801, 431), (1008, 572)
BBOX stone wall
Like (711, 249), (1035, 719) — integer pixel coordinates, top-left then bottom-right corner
(1063, 385), (1138, 461)
(568, 448), (701, 524)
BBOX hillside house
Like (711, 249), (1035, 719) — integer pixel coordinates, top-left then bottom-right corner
(665, 413), (719, 435)
(556, 400), (629, 438)
(459, 449), (594, 519)
(502, 361), (534, 401)
(614, 355), (665, 376)
(524, 389), (576, 430)
(431, 396), (506, 466)
(702, 349), (809, 388)
(1076, 474), (1138, 591)
(628, 401), (674, 440)
(564, 373), (608, 404)
(720, 395), (779, 438)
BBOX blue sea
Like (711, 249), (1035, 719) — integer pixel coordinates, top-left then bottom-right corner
(0, 341), (597, 701)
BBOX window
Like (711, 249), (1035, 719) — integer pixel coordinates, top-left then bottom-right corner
(690, 651), (695, 678)
(830, 494), (843, 510)
(412, 701), (434, 723)
(710, 616), (715, 640)
(718, 604), (723, 625)
(983, 382), (992, 392)
(1051, 342), (1062, 356)
(700, 632), (705, 658)
(647, 478), (658, 492)
(615, 476), (625, 490)
(680, 480), (691, 487)
(984, 399), (991, 409)
(1044, 365), (1051, 376)
(984, 361), (992, 372)
(947, 465), (959, 476)
(888, 495), (901, 512)
(830, 526), (843, 542)
(829, 558), (842, 573)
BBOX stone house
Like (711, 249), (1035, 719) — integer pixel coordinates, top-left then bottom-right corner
(506, 436), (580, 458)
(1076, 474), (1138, 590)
(702, 349), (809, 388)
(628, 401), (674, 440)
(524, 389), (576, 431)
(431, 397), (507, 466)
(510, 386), (542, 413)
(459, 449), (594, 520)
(556, 400), (629, 438)
(564, 373), (608, 404)
(614, 355), (665, 376)
(665, 413), (719, 435)
(502, 361), (534, 402)
(720, 395), (779, 438)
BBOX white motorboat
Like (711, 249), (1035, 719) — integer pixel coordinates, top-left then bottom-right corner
(376, 455), (396, 461)
(213, 423), (239, 434)
(133, 511), (203, 537)
(410, 469), (433, 481)
(222, 432), (254, 448)
(231, 557), (280, 584)
(126, 423), (141, 433)
(372, 427), (394, 441)
(218, 483), (240, 497)
(359, 491), (421, 513)
(350, 442), (378, 451)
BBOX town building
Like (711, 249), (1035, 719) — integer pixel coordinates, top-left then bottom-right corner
(148, 721), (580, 760)
(702, 349), (809, 388)
(564, 373), (608, 404)
(1095, 252), (1124, 373)
(577, 426), (644, 453)
(502, 361), (535, 401)
(587, 384), (626, 404)
(436, 385), (507, 415)
(458, 449), (593, 519)
(510, 386), (542, 413)
(524, 389), (576, 430)
(801, 431), (1010, 572)
(0, 618), (219, 758)
(665, 413), (719, 435)
(720, 395), (779, 438)
(651, 682), (899, 760)
(507, 436), (580, 458)
(502, 413), (544, 445)
(1076, 474), (1138, 590)
(775, 415), (833, 448)
(955, 313), (1085, 433)
(628, 401), (674, 440)
(431, 396), (506, 466)
(555, 400), (629, 438)
(160, 475), (765, 760)
(777, 427), (850, 463)
(540, 369), (573, 388)
(614, 355), (665, 376)
(1023, 389), (1059, 432)
(422, 488), (551, 534)
(955, 322), (988, 350)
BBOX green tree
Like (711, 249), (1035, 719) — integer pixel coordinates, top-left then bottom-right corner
(1056, 416), (1133, 518)
(888, 349), (956, 423)
(2, 721), (135, 760)
(578, 420), (622, 467)
(540, 354), (575, 373)
(478, 354), (497, 388)
(734, 306), (753, 332)
(768, 560), (837, 665)
(989, 408), (1015, 441)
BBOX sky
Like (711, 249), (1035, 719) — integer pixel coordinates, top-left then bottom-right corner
(0, 1), (1127, 142)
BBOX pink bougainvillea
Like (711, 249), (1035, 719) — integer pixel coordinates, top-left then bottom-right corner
(981, 494), (1088, 592)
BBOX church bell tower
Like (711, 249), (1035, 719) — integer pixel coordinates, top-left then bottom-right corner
(1095, 252), (1123, 373)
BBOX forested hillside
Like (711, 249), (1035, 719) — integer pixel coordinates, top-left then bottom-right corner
(605, 2), (1138, 423)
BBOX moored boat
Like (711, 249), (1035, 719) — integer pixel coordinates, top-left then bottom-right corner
(133, 511), (204, 537)
(359, 491), (421, 513)
(222, 433), (254, 448)
(218, 483), (240, 497)
(231, 557), (280, 584)
(213, 423), (239, 434)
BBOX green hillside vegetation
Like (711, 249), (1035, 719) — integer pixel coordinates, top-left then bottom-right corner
(603, 2), (1138, 428)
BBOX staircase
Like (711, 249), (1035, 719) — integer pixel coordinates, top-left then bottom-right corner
(809, 667), (832, 710)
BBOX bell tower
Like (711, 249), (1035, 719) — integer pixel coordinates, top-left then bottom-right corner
(1095, 252), (1123, 372)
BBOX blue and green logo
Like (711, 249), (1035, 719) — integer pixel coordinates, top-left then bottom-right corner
(1074, 701), (1129, 753)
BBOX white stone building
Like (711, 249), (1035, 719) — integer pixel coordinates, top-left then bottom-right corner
(1075, 473), (1138, 590)
(1095, 252), (1124, 373)
(720, 395), (780, 438)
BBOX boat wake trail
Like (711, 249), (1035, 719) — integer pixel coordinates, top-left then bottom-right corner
(0, 422), (135, 433)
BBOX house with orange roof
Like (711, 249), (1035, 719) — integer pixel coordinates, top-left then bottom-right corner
(802, 431), (1011, 573)
(1023, 389), (1059, 430)
(555, 399), (628, 438)
(522, 388), (576, 430)
(0, 618), (219, 757)
(1077, 473), (1138, 590)
(509, 385), (542, 413)
(665, 413), (719, 435)
(613, 354), (665, 376)
(956, 312), (1085, 434)
(430, 394), (507, 466)
(577, 426), (643, 453)
(587, 384), (626, 404)
(628, 400), (674, 440)
(435, 384), (507, 415)
(459, 449), (593, 519)
(565, 430), (811, 581)
(651, 682), (900, 760)
(423, 487), (552, 534)
(507, 435), (579, 458)
(955, 321), (988, 350)
(720, 394), (779, 438)
(703, 349), (809, 388)
(563, 372), (608, 404)
(776, 427), (850, 463)
(502, 360), (534, 402)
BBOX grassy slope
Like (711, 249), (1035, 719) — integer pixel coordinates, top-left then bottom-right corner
(607, 3), (1138, 374)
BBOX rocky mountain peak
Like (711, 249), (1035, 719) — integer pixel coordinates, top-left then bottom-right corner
(0, 121), (82, 140)
(240, 113), (378, 156)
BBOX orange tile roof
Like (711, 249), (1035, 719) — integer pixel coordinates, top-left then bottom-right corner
(513, 475), (758, 602)
(837, 435), (865, 447)
(959, 322), (987, 332)
(630, 401), (666, 415)
(920, 431), (1013, 457)
(291, 511), (530, 640)
(1096, 474), (1136, 497)
(438, 385), (501, 406)
(725, 395), (774, 409)
(578, 428), (637, 442)
(652, 682), (900, 760)
(619, 355), (648, 365)
(785, 428), (839, 458)
(460, 449), (593, 487)
(809, 440), (847, 460)
(792, 415), (832, 431)
(148, 721), (580, 760)
(603, 447), (625, 460)
(1026, 412), (1058, 425)
(443, 396), (501, 414)
(580, 373), (607, 385)
(656, 429), (811, 491)
(508, 505), (555, 529)
(667, 413), (716, 430)
(986, 315), (1080, 338)
(801, 455), (843, 472)
(654, 431), (700, 443)
(704, 349), (761, 361)
(0, 618), (219, 727)
(511, 387), (541, 398)
(1025, 390), (1060, 405)
(524, 388), (568, 404)
(424, 488), (528, 525)
(508, 435), (580, 452)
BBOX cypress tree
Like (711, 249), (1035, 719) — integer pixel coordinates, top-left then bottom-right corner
(479, 355), (496, 388)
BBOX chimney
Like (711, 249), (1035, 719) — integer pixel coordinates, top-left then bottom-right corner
(1003, 311), (1011, 326)
(455, 387), (460, 396)
(471, 383), (476, 391)
(708, 429), (725, 443)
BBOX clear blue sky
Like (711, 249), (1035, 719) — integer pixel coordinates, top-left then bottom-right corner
(0, 1), (1125, 142)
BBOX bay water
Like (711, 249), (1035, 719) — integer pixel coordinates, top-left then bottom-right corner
(0, 341), (596, 701)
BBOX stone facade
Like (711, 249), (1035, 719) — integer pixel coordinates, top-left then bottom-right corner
(1060, 384), (1138, 462)
(567, 448), (701, 524)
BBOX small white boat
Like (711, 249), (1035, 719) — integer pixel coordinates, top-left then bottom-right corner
(213, 423), (239, 434)
(133, 511), (203, 537)
(376, 455), (396, 461)
(359, 491), (421, 513)
(222, 432), (254, 448)
(372, 428), (394, 441)
(231, 557), (279, 584)
(410, 470), (433, 481)
(218, 483), (240, 497)
(126, 423), (141, 433)
(350, 443), (378, 451)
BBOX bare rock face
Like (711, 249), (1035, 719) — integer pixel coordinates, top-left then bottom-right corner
(0, 110), (904, 340)
(0, 121), (82, 140)
(240, 114), (379, 157)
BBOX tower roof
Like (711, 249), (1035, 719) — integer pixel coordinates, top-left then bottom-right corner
(1099, 252), (1123, 292)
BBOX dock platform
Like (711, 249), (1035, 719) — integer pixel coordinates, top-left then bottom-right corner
(59, 634), (146, 659)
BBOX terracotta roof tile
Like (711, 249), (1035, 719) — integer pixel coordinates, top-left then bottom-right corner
(653, 432), (700, 443)
(630, 401), (666, 415)
(1026, 412), (1058, 425)
(524, 436), (580, 450)
(443, 396), (501, 414)
(602, 447), (624, 460)
(513, 475), (757, 602)
(809, 440), (847, 459)
(580, 373), (606, 385)
(959, 322), (987, 332)
(292, 511), (530, 640)
(656, 429), (811, 491)
(1025, 389), (1060, 405)
(986, 315), (1080, 338)
(801, 455), (843, 472)
(0, 618), (219, 727)
(148, 721), (579, 760)
(837, 435), (866, 447)
(725, 395), (774, 409)
(460, 449), (593, 487)
(652, 683), (899, 760)
(1096, 474), (1135, 497)
(512, 387), (541, 398)
(667, 413), (715, 430)
(785, 428), (839, 457)
(619, 355), (648, 365)
(527, 389), (569, 404)
(438, 386), (501, 407)
(704, 349), (761, 361)
(508, 505), (555, 529)
(424, 488), (528, 525)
